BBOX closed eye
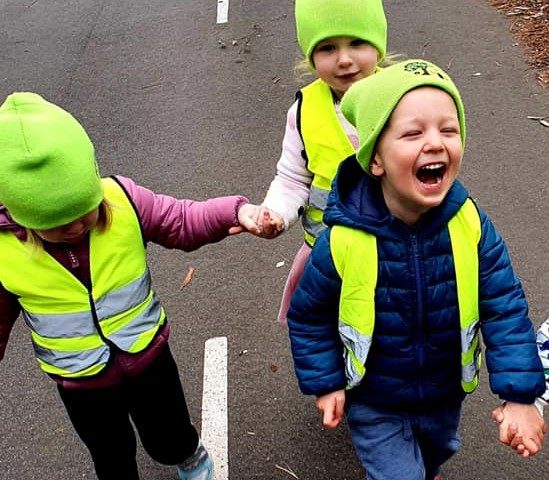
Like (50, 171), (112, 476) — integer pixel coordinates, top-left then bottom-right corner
(441, 127), (459, 134)
(401, 130), (422, 138)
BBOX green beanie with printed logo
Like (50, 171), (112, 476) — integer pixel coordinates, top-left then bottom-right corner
(295, 0), (387, 65)
(341, 59), (467, 173)
(0, 92), (103, 230)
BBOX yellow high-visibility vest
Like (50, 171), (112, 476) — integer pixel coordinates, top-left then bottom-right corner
(0, 177), (166, 378)
(330, 198), (481, 392)
(298, 79), (355, 246)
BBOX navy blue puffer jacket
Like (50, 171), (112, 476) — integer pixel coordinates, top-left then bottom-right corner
(287, 156), (545, 410)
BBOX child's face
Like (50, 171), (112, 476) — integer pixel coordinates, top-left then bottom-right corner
(35, 208), (100, 244)
(371, 87), (463, 225)
(312, 36), (378, 99)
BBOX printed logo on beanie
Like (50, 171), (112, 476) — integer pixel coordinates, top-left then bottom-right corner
(403, 60), (447, 80)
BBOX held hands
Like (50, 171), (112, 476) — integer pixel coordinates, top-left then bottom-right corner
(315, 390), (346, 429)
(258, 207), (285, 238)
(229, 203), (285, 238)
(491, 401), (546, 457)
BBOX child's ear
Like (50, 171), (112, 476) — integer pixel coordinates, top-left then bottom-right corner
(370, 153), (385, 177)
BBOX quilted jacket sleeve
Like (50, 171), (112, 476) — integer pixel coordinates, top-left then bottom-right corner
(115, 176), (248, 251)
(287, 230), (346, 396)
(477, 208), (545, 403)
(536, 318), (549, 403)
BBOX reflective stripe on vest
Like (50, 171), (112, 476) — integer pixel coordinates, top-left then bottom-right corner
(330, 198), (481, 391)
(0, 177), (166, 378)
(298, 79), (355, 246)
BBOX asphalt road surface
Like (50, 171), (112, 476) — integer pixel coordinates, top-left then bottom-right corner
(0, 1), (548, 479)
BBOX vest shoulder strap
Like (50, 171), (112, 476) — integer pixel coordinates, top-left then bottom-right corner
(297, 79), (354, 176)
(330, 225), (378, 333)
(448, 197), (481, 330)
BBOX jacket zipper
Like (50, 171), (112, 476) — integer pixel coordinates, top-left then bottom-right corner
(88, 290), (119, 351)
(410, 234), (425, 399)
(64, 247), (118, 351)
(65, 248), (79, 268)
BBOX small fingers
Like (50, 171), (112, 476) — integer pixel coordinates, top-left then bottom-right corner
(228, 225), (244, 235)
(521, 437), (542, 456)
(261, 210), (277, 238)
(491, 406), (505, 424)
(240, 216), (261, 235)
(259, 209), (284, 239)
(323, 406), (342, 429)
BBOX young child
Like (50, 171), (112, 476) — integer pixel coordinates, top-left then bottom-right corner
(0, 92), (264, 480)
(286, 60), (546, 480)
(258, 0), (388, 323)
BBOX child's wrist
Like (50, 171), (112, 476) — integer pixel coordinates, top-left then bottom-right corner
(234, 197), (249, 225)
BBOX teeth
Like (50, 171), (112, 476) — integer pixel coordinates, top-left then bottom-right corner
(421, 163), (444, 170)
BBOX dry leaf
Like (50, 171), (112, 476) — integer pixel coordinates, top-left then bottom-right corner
(180, 266), (195, 290)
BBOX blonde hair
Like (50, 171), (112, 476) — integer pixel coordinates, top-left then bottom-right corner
(26, 200), (113, 249)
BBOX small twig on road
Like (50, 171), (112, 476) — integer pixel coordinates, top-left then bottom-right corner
(275, 463), (299, 479)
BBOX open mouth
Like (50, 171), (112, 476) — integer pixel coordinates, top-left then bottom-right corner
(416, 162), (446, 185)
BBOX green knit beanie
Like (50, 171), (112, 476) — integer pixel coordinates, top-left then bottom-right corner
(341, 59), (467, 173)
(0, 92), (103, 230)
(295, 0), (387, 65)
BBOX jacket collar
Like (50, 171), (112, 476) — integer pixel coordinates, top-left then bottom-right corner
(0, 205), (27, 240)
(324, 155), (470, 238)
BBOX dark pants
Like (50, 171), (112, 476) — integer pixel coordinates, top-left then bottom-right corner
(346, 400), (461, 480)
(57, 346), (199, 480)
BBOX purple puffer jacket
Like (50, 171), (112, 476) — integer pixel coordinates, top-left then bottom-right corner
(0, 175), (248, 388)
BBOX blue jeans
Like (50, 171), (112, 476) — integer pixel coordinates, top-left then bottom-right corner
(346, 400), (462, 480)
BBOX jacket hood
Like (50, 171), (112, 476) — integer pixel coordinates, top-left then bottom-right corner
(324, 155), (470, 239)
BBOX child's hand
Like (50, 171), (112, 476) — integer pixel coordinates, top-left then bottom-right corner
(491, 404), (505, 423)
(315, 390), (345, 429)
(229, 203), (285, 238)
(492, 405), (525, 454)
(229, 203), (262, 235)
(258, 207), (285, 239)
(494, 402), (546, 457)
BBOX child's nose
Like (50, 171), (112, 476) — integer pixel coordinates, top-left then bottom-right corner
(337, 49), (353, 66)
(423, 131), (444, 151)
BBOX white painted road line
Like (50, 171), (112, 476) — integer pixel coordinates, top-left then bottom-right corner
(217, 0), (229, 24)
(202, 337), (229, 480)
